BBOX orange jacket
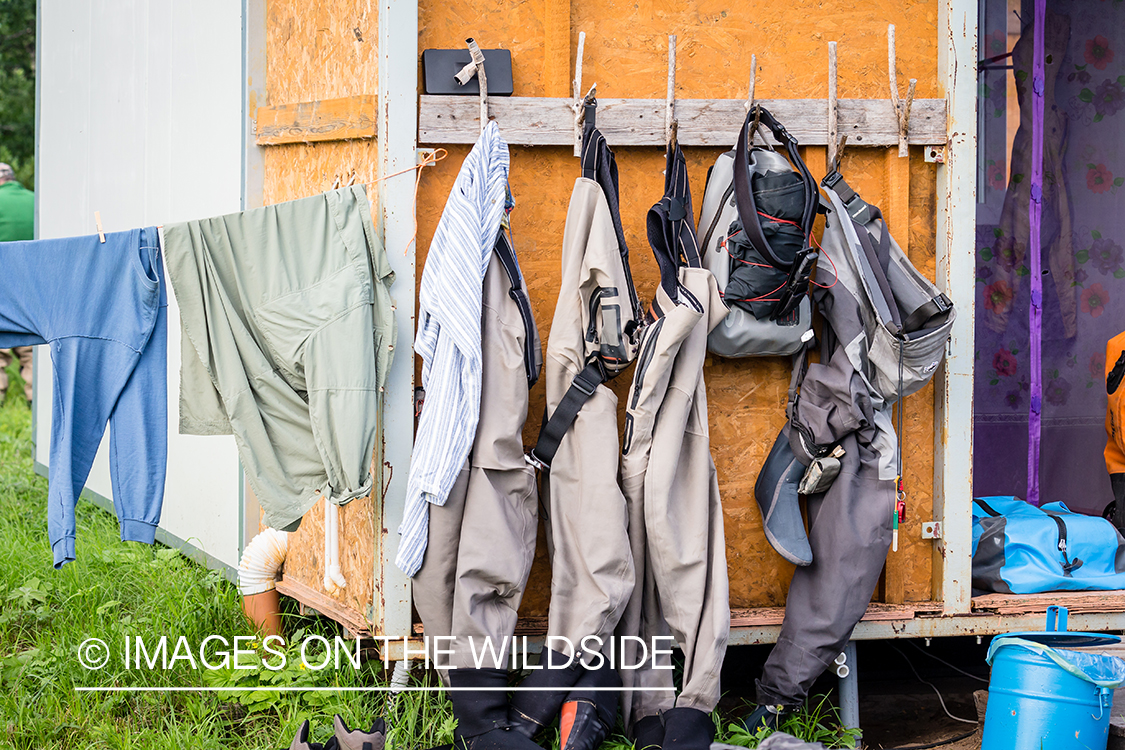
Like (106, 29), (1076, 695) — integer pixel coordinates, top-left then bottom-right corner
(1105, 332), (1125, 474)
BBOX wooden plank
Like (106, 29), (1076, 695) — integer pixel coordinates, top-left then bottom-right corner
(256, 95), (377, 145)
(415, 602), (947, 636)
(972, 590), (1125, 616)
(419, 95), (947, 147)
(276, 574), (373, 637)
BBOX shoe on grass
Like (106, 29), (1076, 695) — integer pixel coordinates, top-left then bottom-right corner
(334, 715), (386, 750)
(288, 719), (339, 750)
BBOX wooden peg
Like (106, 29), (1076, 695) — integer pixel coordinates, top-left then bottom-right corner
(454, 38), (489, 134)
(665, 35), (677, 148)
(827, 42), (840, 171)
(572, 31), (586, 158)
(94, 211), (105, 243)
(745, 53), (757, 114)
(888, 24), (916, 158)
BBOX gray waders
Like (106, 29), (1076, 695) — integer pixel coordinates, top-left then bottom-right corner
(753, 173), (953, 712)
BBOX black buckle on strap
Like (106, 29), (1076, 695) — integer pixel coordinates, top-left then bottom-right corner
(573, 357), (607, 396)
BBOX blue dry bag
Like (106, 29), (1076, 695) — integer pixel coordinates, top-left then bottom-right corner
(972, 495), (1125, 594)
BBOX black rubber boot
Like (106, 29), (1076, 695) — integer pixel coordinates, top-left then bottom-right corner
(507, 648), (585, 738)
(559, 655), (620, 750)
(660, 707), (714, 750)
(448, 668), (541, 750)
(632, 715), (665, 750)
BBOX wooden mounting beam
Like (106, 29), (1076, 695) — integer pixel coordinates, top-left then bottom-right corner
(419, 95), (947, 147)
(256, 95), (377, 146)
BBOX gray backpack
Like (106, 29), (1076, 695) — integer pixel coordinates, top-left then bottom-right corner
(700, 107), (816, 357)
(818, 172), (955, 403)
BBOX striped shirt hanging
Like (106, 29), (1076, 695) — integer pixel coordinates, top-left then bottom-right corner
(396, 122), (511, 576)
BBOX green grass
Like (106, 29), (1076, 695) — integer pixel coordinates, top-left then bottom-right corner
(0, 361), (858, 749)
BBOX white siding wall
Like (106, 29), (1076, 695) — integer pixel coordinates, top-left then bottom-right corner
(35, 0), (245, 570)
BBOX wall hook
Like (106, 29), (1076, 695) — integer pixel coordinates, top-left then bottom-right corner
(827, 41), (842, 172)
(572, 31), (587, 157)
(454, 38), (489, 134)
(745, 53), (757, 115)
(94, 211), (105, 243)
(887, 24), (916, 158)
(665, 35), (677, 149)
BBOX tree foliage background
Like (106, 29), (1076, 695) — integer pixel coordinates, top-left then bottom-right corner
(0, 0), (35, 188)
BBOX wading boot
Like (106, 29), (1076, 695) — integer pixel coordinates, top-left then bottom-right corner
(558, 655), (620, 750)
(632, 715), (665, 750)
(449, 668), (541, 750)
(507, 648), (585, 738)
(660, 707), (714, 750)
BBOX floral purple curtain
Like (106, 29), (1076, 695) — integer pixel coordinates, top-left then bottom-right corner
(975, 0), (1125, 516)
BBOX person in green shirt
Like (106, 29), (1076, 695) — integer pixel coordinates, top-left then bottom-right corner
(0, 162), (35, 404)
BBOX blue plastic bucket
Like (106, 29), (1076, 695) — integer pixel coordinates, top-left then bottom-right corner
(981, 607), (1120, 750)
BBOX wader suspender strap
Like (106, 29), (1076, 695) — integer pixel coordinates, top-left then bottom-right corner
(492, 229), (541, 386)
(526, 121), (640, 472)
(647, 142), (702, 305)
(732, 106), (818, 320)
(525, 358), (608, 471)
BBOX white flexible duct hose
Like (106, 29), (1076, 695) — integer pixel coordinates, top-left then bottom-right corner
(323, 495), (348, 594)
(238, 528), (289, 596)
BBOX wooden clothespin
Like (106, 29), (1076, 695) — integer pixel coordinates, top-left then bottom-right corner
(665, 35), (677, 149)
(572, 31), (588, 158)
(888, 24), (916, 158)
(454, 38), (489, 134)
(94, 211), (105, 243)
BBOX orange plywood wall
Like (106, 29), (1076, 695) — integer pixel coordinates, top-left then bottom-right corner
(415, 0), (942, 614)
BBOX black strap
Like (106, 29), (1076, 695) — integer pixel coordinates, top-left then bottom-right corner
(646, 142), (701, 304)
(1047, 514), (1084, 576)
(973, 498), (1002, 517)
(1110, 349), (1125, 395)
(902, 293), (954, 333)
(852, 218), (903, 332)
(526, 359), (607, 470)
(732, 106), (818, 320)
(822, 170), (875, 226)
(492, 229), (540, 387)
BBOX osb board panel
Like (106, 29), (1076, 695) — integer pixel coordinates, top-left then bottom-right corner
(571, 0), (938, 102)
(277, 494), (379, 625)
(261, 140), (381, 206)
(416, 0), (942, 614)
(266, 0), (377, 107)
